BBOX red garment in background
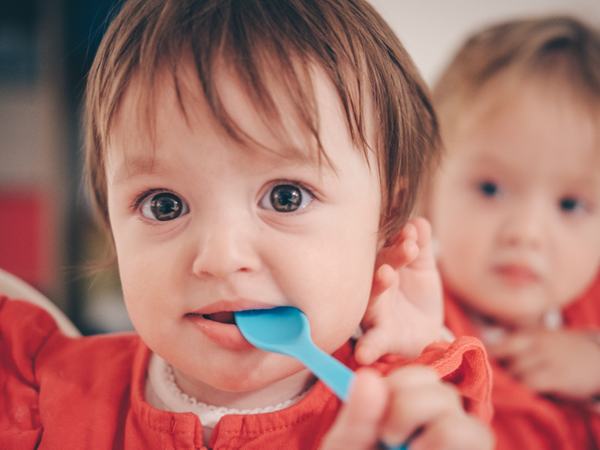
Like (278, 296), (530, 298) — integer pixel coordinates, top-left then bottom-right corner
(0, 190), (51, 289)
(0, 296), (492, 450)
(445, 274), (600, 450)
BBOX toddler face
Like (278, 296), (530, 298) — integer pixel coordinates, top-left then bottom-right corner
(104, 62), (382, 404)
(430, 80), (600, 327)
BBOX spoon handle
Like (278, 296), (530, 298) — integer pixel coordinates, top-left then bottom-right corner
(295, 342), (354, 400)
(295, 344), (409, 450)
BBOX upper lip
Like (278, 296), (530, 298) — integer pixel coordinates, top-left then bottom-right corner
(187, 299), (275, 316)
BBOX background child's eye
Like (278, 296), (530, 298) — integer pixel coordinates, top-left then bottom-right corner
(559, 196), (581, 213)
(140, 192), (189, 221)
(260, 183), (314, 213)
(478, 180), (499, 197)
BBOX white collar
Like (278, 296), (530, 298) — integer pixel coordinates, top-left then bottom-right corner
(472, 309), (563, 346)
(145, 352), (307, 429)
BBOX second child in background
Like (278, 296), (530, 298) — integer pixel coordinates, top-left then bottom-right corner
(428, 16), (600, 450)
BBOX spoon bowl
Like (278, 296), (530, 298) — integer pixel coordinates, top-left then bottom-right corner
(234, 306), (408, 450)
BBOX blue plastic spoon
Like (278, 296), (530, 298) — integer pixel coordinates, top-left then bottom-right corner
(234, 306), (408, 450)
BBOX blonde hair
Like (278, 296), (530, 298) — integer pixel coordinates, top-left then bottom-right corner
(434, 16), (600, 129)
(84, 0), (439, 245)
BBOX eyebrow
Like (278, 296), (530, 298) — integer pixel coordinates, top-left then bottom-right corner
(112, 156), (166, 184)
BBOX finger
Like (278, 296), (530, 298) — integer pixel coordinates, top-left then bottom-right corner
(401, 239), (420, 265)
(405, 217), (436, 271)
(505, 352), (546, 379)
(397, 220), (418, 244)
(378, 224), (418, 269)
(355, 327), (394, 365)
(383, 382), (461, 445)
(519, 366), (558, 394)
(411, 217), (432, 248)
(360, 289), (440, 360)
(369, 263), (398, 301)
(488, 333), (534, 359)
(385, 365), (441, 388)
(320, 369), (387, 450)
(410, 413), (494, 450)
(381, 367), (459, 445)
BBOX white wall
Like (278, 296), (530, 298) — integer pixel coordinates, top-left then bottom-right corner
(369, 0), (600, 84)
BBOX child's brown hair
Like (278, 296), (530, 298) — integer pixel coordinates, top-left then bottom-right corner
(84, 0), (439, 246)
(433, 15), (600, 135)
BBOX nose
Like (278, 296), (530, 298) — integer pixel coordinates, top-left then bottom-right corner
(497, 201), (545, 249)
(191, 218), (261, 279)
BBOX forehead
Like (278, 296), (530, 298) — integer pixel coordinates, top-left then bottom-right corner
(448, 79), (600, 187)
(457, 78), (599, 153)
(105, 58), (374, 179)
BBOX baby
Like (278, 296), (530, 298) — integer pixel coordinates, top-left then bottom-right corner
(0, 1), (492, 449)
(426, 15), (600, 450)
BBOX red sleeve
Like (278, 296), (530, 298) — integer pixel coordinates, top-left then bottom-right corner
(588, 407), (600, 446)
(378, 336), (493, 422)
(0, 296), (60, 449)
(563, 273), (600, 328)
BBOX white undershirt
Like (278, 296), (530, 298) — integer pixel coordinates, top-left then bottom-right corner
(144, 353), (307, 443)
(473, 308), (563, 346)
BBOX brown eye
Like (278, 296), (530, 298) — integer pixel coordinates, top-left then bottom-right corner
(141, 192), (189, 221)
(260, 183), (313, 213)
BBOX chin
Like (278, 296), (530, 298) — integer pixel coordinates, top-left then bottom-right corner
(217, 364), (301, 393)
(489, 306), (544, 328)
(211, 378), (260, 393)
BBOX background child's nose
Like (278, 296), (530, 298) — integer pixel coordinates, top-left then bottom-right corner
(497, 204), (545, 249)
(191, 223), (261, 279)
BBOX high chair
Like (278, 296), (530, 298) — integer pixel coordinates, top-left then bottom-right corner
(0, 268), (81, 337)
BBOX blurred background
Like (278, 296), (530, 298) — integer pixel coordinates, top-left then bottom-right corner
(0, 0), (599, 335)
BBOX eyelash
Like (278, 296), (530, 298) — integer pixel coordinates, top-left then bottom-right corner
(130, 188), (166, 212)
(261, 180), (318, 209)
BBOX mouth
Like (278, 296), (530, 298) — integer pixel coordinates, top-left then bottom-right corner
(184, 300), (273, 350)
(186, 311), (236, 324)
(493, 264), (540, 285)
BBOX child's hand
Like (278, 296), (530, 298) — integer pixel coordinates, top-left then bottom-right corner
(320, 367), (493, 450)
(356, 217), (446, 364)
(489, 329), (600, 400)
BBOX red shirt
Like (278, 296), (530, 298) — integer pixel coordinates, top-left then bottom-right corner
(444, 274), (600, 450)
(0, 296), (492, 449)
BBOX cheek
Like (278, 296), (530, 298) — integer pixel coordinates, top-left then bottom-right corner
(117, 257), (149, 321)
(553, 235), (600, 303)
(276, 229), (377, 349)
(437, 221), (492, 299)
(437, 213), (489, 263)
(112, 232), (173, 323)
(286, 237), (375, 305)
(431, 185), (471, 241)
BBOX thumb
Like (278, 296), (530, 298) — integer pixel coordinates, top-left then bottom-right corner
(355, 327), (392, 365)
(320, 369), (387, 450)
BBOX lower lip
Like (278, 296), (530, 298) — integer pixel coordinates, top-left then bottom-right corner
(185, 315), (255, 351)
(494, 266), (540, 286)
